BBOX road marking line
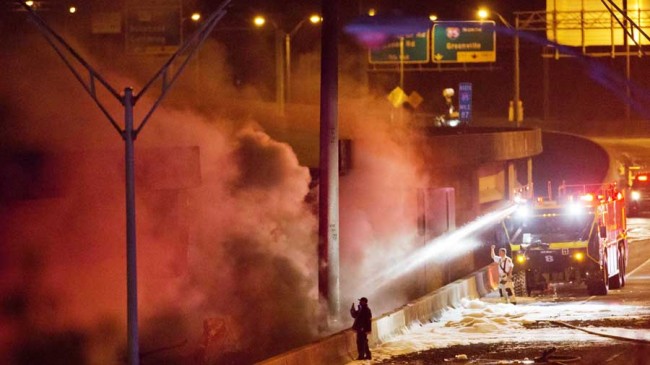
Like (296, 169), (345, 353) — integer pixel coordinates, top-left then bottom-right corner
(578, 295), (596, 304)
(605, 350), (626, 363)
(627, 257), (650, 277)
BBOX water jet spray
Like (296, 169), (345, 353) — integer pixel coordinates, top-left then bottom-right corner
(368, 203), (518, 291)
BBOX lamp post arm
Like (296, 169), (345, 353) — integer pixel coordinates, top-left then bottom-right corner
(135, 0), (232, 133)
(289, 18), (308, 37)
(14, 0), (123, 133)
(495, 12), (513, 29)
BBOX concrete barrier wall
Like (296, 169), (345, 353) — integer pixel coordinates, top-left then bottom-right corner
(257, 263), (500, 365)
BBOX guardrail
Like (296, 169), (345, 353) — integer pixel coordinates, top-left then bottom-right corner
(257, 263), (500, 365)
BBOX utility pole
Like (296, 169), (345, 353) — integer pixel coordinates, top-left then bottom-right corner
(514, 16), (521, 127)
(623, 0), (631, 121)
(14, 1), (233, 364)
(318, 0), (340, 324)
(275, 29), (286, 115)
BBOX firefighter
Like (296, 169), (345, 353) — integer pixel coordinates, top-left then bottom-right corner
(491, 245), (517, 304)
(350, 297), (372, 360)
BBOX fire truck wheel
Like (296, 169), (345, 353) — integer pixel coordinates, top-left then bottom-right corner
(588, 264), (609, 296)
(609, 249), (624, 289)
(609, 272), (622, 289)
(617, 247), (626, 288)
(513, 271), (527, 297)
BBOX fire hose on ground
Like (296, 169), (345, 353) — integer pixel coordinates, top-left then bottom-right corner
(548, 320), (650, 345)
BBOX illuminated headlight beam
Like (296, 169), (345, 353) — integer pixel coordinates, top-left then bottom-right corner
(566, 202), (584, 215)
(515, 204), (530, 218)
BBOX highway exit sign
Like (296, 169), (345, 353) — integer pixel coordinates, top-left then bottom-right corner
(369, 32), (430, 64)
(125, 0), (181, 55)
(432, 21), (496, 63)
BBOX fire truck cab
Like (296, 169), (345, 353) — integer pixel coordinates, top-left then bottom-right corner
(503, 183), (628, 296)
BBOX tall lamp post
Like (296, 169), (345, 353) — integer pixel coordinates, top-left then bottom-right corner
(478, 8), (521, 127)
(180, 11), (202, 43)
(181, 12), (202, 97)
(254, 14), (321, 113)
(253, 15), (285, 115)
(14, 1), (232, 364)
(285, 14), (322, 102)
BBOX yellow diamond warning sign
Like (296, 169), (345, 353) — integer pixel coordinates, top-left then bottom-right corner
(408, 91), (423, 109)
(387, 87), (408, 107)
(387, 88), (424, 109)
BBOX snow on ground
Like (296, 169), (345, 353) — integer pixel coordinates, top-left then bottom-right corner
(627, 218), (650, 243)
(347, 296), (650, 364)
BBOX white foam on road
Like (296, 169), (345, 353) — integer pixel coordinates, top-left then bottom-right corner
(626, 217), (650, 243)
(347, 298), (650, 363)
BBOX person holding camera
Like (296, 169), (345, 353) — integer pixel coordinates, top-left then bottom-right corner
(350, 297), (372, 360)
(491, 245), (517, 304)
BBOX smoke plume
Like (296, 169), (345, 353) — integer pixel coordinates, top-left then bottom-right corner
(0, 16), (433, 365)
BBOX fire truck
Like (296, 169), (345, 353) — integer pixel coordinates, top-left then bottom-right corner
(502, 183), (628, 296)
(628, 172), (650, 217)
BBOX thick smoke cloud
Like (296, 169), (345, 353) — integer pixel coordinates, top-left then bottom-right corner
(0, 15), (432, 365)
(0, 32), (319, 364)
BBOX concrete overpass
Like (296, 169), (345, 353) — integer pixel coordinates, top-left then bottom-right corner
(273, 126), (542, 291)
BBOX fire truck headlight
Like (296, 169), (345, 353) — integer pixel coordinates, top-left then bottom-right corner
(514, 196), (527, 204)
(566, 202), (584, 215)
(631, 191), (641, 201)
(574, 252), (585, 261)
(516, 254), (526, 264)
(515, 205), (530, 219)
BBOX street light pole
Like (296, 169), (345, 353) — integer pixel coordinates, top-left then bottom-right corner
(14, 2), (233, 364)
(478, 8), (521, 126)
(514, 16), (521, 127)
(275, 28), (286, 115)
(181, 13), (203, 100)
(255, 15), (320, 112)
(285, 16), (321, 105)
(254, 16), (286, 115)
(123, 87), (139, 364)
(399, 36), (405, 124)
(319, 0), (340, 324)
(284, 32), (292, 104)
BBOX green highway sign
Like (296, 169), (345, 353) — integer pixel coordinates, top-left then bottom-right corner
(432, 21), (496, 63)
(369, 32), (430, 64)
(125, 0), (181, 55)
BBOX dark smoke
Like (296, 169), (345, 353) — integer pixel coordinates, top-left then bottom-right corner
(0, 30), (318, 364)
(1, 11), (434, 365)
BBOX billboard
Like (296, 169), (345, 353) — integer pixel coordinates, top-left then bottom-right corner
(546, 0), (650, 46)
